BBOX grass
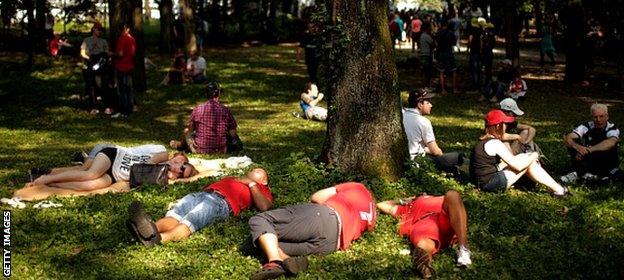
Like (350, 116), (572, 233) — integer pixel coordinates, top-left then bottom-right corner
(1, 43), (624, 279)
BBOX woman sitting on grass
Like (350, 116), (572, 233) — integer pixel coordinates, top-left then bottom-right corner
(14, 144), (199, 201)
(469, 109), (570, 198)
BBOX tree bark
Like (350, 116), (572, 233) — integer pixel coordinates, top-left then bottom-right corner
(503, 0), (520, 66)
(320, 0), (407, 181)
(25, 0), (35, 71)
(179, 0), (196, 54)
(132, 0), (146, 92)
(35, 0), (47, 51)
(158, 0), (174, 53)
(144, 0), (151, 21)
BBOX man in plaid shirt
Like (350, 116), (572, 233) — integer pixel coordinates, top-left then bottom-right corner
(171, 82), (238, 154)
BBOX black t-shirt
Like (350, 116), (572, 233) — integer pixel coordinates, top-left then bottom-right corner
(435, 28), (456, 54)
(468, 26), (483, 54)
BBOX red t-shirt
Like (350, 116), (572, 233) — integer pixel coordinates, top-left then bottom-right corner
(394, 195), (455, 252)
(412, 19), (423, 33)
(322, 182), (376, 250)
(204, 177), (272, 216)
(115, 33), (136, 71)
(49, 38), (59, 56)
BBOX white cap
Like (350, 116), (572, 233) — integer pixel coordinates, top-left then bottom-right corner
(500, 98), (524, 116)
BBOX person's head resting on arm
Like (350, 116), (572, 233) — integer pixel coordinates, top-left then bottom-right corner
(166, 152), (199, 180)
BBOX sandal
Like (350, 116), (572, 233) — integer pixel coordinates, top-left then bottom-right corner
(250, 262), (285, 280)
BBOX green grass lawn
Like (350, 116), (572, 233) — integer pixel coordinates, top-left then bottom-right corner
(1, 45), (623, 279)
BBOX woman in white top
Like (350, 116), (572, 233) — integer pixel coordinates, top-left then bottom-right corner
(469, 110), (569, 198)
(15, 144), (198, 201)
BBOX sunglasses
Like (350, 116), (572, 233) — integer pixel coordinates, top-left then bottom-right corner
(178, 163), (189, 178)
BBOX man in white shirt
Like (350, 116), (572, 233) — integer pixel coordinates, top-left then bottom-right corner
(187, 51), (207, 83)
(402, 89), (465, 175)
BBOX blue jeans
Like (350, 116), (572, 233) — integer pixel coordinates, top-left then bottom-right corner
(166, 192), (231, 233)
(116, 70), (133, 115)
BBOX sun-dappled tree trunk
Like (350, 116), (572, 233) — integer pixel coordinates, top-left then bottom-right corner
(158, 0), (174, 52)
(144, 0), (151, 21)
(180, 0), (196, 54)
(319, 0), (407, 181)
(132, 0), (146, 92)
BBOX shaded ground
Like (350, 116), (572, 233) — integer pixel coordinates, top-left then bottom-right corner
(0, 41), (623, 279)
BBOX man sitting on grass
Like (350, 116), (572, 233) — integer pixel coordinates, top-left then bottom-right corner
(377, 190), (472, 278)
(499, 98), (539, 155)
(562, 103), (622, 183)
(126, 168), (272, 247)
(403, 88), (465, 175)
(247, 182), (376, 280)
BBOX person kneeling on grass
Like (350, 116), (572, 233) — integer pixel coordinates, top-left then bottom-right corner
(297, 82), (327, 121)
(126, 168), (271, 247)
(377, 190), (472, 278)
(13, 144), (198, 201)
(247, 182), (376, 280)
(469, 109), (570, 198)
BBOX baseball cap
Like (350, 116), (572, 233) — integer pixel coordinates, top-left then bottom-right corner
(499, 98), (524, 116)
(485, 109), (516, 126)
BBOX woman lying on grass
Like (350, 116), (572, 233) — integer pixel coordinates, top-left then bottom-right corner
(469, 109), (571, 198)
(14, 144), (199, 201)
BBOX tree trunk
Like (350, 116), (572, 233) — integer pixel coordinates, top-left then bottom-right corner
(503, 0), (520, 66)
(132, 0), (146, 92)
(25, 0), (35, 71)
(233, 0), (244, 39)
(179, 0), (196, 54)
(35, 0), (46, 51)
(209, 0), (220, 40)
(144, 0), (151, 21)
(320, 0), (407, 181)
(158, 0), (174, 52)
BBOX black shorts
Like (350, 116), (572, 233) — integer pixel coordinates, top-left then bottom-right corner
(97, 147), (117, 183)
(248, 203), (340, 256)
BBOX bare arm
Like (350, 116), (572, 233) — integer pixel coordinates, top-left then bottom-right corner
(588, 137), (619, 153)
(376, 200), (399, 216)
(425, 140), (443, 156)
(250, 183), (272, 211)
(296, 47), (303, 61)
(492, 140), (539, 171)
(516, 123), (536, 143)
(147, 152), (169, 164)
(301, 92), (323, 107)
(310, 187), (337, 204)
(564, 132), (591, 156)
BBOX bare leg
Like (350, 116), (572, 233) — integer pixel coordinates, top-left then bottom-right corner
(257, 233), (290, 262)
(439, 72), (446, 94)
(159, 224), (192, 242)
(48, 176), (112, 191)
(525, 161), (565, 193)
(452, 71), (458, 93)
(14, 180), (129, 201)
(442, 191), (468, 247)
(155, 217), (181, 233)
(415, 238), (436, 255)
(33, 154), (111, 185)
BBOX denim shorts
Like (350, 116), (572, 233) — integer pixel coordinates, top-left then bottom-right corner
(88, 143), (116, 159)
(481, 171), (508, 192)
(166, 192), (232, 233)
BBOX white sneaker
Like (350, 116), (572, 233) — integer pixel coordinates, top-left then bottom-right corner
(33, 200), (63, 209)
(456, 245), (472, 267)
(1, 197), (26, 209)
(560, 172), (578, 184)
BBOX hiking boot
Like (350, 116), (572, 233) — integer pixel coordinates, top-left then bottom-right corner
(560, 172), (578, 184)
(250, 262), (285, 280)
(412, 247), (434, 279)
(456, 245), (472, 267)
(283, 256), (308, 275)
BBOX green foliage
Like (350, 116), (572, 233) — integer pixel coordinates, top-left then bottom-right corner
(1, 44), (624, 279)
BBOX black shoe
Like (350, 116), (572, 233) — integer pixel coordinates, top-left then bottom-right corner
(412, 247), (434, 279)
(283, 256), (308, 275)
(26, 167), (51, 182)
(127, 201), (161, 248)
(72, 151), (87, 165)
(250, 262), (285, 280)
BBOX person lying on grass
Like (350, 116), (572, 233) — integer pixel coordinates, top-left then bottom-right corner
(377, 190), (472, 279)
(125, 168), (271, 247)
(14, 144), (199, 201)
(469, 109), (570, 198)
(247, 182), (376, 280)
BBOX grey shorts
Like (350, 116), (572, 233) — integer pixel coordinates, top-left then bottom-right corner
(248, 203), (340, 256)
(88, 143), (116, 159)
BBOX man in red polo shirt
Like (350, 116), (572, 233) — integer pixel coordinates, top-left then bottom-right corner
(248, 182), (376, 280)
(112, 23), (136, 118)
(126, 168), (272, 247)
(377, 190), (472, 278)
(169, 82), (240, 154)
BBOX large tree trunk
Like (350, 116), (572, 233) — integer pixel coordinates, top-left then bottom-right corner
(503, 0), (520, 66)
(320, 0), (407, 181)
(179, 0), (196, 54)
(35, 0), (46, 51)
(132, 0), (146, 92)
(233, 0), (244, 39)
(144, 0), (151, 21)
(25, 0), (35, 71)
(265, 0), (277, 44)
(158, 0), (174, 52)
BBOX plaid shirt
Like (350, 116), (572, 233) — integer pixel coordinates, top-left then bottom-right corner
(190, 99), (237, 153)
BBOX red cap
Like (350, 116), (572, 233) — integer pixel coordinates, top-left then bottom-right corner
(485, 109), (515, 126)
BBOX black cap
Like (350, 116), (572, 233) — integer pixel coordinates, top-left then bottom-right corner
(205, 82), (222, 99)
(407, 88), (433, 107)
